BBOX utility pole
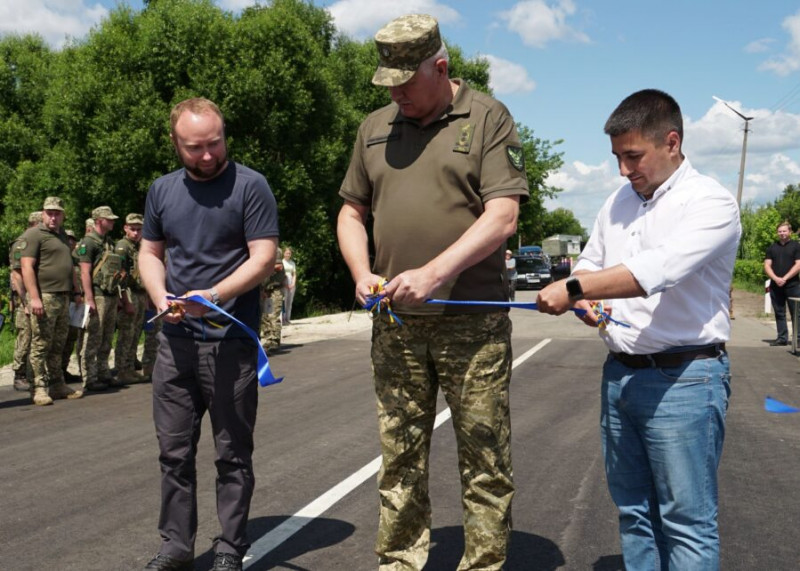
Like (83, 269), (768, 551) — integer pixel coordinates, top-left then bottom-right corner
(713, 95), (754, 206)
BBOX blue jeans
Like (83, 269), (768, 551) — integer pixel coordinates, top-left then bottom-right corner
(601, 351), (731, 571)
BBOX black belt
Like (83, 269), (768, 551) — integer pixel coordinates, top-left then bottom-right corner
(611, 344), (725, 369)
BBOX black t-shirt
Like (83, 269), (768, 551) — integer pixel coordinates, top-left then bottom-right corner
(143, 161), (279, 340)
(766, 239), (800, 285)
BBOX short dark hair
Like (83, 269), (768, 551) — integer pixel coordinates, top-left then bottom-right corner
(604, 89), (683, 144)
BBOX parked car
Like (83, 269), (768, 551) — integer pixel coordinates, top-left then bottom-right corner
(516, 245), (550, 267)
(514, 256), (553, 290)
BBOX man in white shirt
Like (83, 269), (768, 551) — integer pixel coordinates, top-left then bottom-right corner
(538, 89), (740, 570)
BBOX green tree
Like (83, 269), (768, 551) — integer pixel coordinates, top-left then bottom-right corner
(541, 208), (586, 240)
(513, 125), (564, 246)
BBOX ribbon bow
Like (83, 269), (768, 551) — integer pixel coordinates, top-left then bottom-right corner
(363, 279), (403, 325)
(167, 294), (284, 387)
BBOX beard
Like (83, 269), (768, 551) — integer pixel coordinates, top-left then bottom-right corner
(183, 155), (228, 181)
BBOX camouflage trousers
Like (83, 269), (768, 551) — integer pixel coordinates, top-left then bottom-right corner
(13, 304), (32, 379)
(260, 287), (283, 349)
(80, 294), (117, 385)
(29, 292), (71, 390)
(371, 312), (514, 571)
(115, 290), (146, 374)
(142, 316), (162, 374)
(62, 323), (79, 372)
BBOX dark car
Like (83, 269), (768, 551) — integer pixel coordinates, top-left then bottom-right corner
(514, 256), (553, 290)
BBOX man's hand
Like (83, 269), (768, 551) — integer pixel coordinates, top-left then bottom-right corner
(536, 279), (573, 315)
(177, 290), (214, 318)
(775, 277), (787, 287)
(355, 273), (385, 306)
(383, 268), (441, 306)
(30, 298), (44, 318)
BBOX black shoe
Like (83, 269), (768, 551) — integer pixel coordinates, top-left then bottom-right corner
(62, 370), (82, 384)
(769, 340), (789, 346)
(212, 552), (242, 571)
(144, 553), (194, 570)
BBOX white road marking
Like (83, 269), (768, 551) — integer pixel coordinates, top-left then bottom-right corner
(243, 337), (552, 567)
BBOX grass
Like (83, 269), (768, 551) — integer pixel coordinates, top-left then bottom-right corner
(0, 325), (15, 367)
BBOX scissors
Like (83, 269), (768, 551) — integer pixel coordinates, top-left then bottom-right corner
(146, 302), (186, 324)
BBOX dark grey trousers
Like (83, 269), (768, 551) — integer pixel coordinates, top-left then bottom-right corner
(152, 333), (258, 559)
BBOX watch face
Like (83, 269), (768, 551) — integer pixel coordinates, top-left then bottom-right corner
(567, 278), (582, 298)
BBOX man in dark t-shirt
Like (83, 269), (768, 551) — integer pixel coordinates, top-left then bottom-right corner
(139, 98), (279, 571)
(764, 220), (800, 346)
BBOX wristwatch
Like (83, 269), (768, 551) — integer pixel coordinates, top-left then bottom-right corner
(209, 287), (221, 305)
(565, 277), (584, 302)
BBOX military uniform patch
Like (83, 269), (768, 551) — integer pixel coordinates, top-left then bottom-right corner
(15, 240), (26, 251)
(506, 146), (524, 171)
(453, 123), (475, 154)
(78, 244), (87, 255)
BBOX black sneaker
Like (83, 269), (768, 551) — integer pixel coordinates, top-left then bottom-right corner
(143, 553), (194, 570)
(769, 339), (789, 346)
(211, 552), (242, 571)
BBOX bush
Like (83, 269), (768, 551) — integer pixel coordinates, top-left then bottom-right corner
(734, 259), (765, 290)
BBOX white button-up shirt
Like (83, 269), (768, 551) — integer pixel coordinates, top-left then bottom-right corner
(574, 157), (741, 354)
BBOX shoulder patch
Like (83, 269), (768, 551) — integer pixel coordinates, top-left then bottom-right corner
(15, 239), (27, 251)
(453, 123), (475, 154)
(78, 244), (87, 256)
(506, 145), (524, 172)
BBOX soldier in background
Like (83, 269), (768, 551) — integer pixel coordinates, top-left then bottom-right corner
(260, 247), (284, 354)
(78, 205), (123, 391)
(84, 217), (94, 236)
(9, 211), (42, 391)
(141, 302), (161, 382)
(60, 228), (82, 384)
(19, 197), (83, 405)
(114, 213), (147, 384)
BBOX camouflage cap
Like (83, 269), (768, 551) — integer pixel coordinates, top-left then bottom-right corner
(372, 14), (442, 87)
(85, 218), (95, 230)
(42, 196), (65, 211)
(65, 229), (76, 239)
(91, 205), (119, 220)
(125, 213), (144, 225)
(28, 211), (43, 224)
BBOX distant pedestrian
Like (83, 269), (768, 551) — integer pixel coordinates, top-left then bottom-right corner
(764, 220), (800, 346)
(19, 197), (84, 405)
(260, 247), (284, 353)
(538, 89), (740, 570)
(77, 205), (123, 391)
(505, 249), (517, 301)
(114, 213), (147, 384)
(9, 211), (42, 392)
(281, 247), (297, 324)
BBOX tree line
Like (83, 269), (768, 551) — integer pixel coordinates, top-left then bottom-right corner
(0, 0), (576, 316)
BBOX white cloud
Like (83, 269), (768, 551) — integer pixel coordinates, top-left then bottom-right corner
(0, 0), (108, 48)
(744, 37), (775, 54)
(498, 0), (589, 49)
(759, 9), (800, 76)
(484, 54), (535, 94)
(544, 159), (622, 231)
(326, 0), (461, 39)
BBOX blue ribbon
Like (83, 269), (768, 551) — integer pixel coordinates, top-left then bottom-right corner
(167, 294), (283, 387)
(765, 396), (800, 413)
(425, 299), (631, 328)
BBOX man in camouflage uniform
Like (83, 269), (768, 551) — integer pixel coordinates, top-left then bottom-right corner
(84, 217), (94, 236)
(260, 247), (284, 353)
(19, 197), (83, 405)
(9, 211), (42, 391)
(114, 213), (147, 384)
(78, 205), (123, 391)
(141, 303), (161, 381)
(337, 15), (529, 570)
(59, 228), (82, 384)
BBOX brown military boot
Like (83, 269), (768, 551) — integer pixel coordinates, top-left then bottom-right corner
(141, 364), (154, 382)
(117, 370), (146, 385)
(32, 387), (54, 406)
(49, 382), (83, 400)
(13, 370), (30, 392)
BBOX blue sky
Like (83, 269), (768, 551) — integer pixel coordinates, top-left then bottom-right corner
(5, 0), (800, 230)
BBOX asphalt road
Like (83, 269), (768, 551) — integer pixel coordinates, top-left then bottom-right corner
(1, 289), (799, 570)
